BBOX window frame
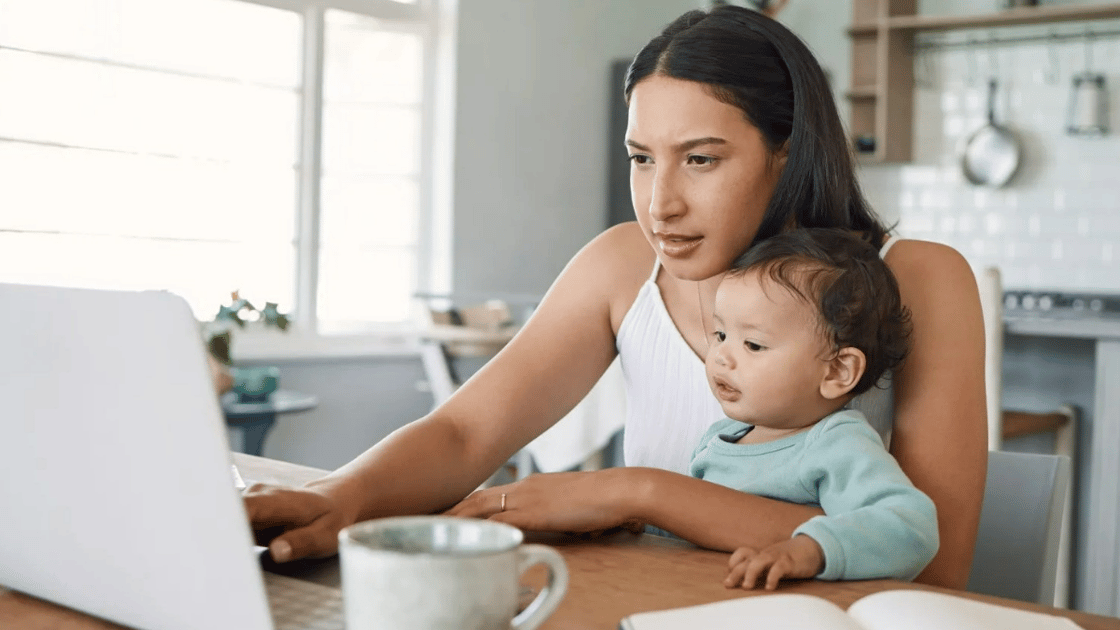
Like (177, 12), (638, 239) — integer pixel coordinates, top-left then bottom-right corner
(240, 0), (449, 336)
(0, 0), (452, 357)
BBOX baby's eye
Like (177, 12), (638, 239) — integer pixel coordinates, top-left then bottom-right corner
(713, 331), (726, 342)
(628, 154), (652, 165)
(745, 341), (764, 351)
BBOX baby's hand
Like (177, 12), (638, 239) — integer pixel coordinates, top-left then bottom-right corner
(723, 535), (824, 591)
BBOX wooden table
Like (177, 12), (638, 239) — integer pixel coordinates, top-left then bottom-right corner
(3, 453), (1118, 630)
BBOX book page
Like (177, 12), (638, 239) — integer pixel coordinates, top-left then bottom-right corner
(847, 590), (1083, 630)
(620, 594), (866, 630)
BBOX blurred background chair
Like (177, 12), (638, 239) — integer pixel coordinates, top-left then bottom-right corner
(417, 297), (530, 481)
(976, 266), (1078, 606)
(415, 294), (626, 485)
(968, 450), (1071, 605)
(418, 297), (517, 410)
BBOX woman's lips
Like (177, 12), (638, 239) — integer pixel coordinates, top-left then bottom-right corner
(656, 234), (702, 258)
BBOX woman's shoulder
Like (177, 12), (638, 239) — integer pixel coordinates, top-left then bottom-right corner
(884, 238), (978, 296)
(583, 221), (655, 263)
(883, 238), (983, 340)
(576, 222), (658, 329)
(557, 221), (653, 284)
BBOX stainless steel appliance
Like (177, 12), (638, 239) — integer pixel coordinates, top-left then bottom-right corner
(1003, 290), (1120, 321)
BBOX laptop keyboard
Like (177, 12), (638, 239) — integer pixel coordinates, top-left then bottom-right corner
(264, 571), (344, 630)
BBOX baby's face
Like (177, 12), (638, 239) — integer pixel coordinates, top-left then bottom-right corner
(705, 270), (832, 429)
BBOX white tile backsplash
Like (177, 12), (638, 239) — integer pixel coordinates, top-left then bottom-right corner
(863, 19), (1120, 291)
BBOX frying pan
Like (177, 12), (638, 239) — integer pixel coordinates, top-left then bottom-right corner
(961, 79), (1022, 187)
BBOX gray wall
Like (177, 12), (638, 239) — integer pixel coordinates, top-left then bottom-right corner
(778, 0), (854, 138)
(450, 0), (698, 296)
(237, 356), (434, 470)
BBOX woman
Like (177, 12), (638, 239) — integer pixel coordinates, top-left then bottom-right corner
(245, 6), (987, 589)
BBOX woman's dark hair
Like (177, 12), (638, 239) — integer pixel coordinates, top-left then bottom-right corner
(625, 6), (887, 248)
(728, 228), (911, 396)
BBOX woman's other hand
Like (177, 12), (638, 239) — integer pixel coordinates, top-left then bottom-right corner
(443, 469), (640, 534)
(242, 481), (357, 562)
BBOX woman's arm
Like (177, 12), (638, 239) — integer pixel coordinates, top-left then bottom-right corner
(245, 224), (644, 560)
(635, 469), (826, 549)
(886, 240), (989, 589)
(445, 466), (823, 551)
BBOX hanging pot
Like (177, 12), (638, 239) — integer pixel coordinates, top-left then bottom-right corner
(961, 78), (1023, 187)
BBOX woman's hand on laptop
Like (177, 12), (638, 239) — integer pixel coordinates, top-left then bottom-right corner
(243, 482), (354, 562)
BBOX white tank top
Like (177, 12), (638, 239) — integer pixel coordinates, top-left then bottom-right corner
(615, 235), (902, 475)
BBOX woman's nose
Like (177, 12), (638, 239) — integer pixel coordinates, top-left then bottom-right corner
(647, 167), (685, 222)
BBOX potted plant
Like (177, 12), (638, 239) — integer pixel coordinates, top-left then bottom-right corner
(203, 291), (290, 402)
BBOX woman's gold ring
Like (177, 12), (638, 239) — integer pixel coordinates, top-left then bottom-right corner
(500, 493), (507, 512)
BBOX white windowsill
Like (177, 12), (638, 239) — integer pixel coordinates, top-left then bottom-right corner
(220, 322), (520, 363)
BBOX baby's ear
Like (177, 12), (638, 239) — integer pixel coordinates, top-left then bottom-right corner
(820, 347), (866, 400)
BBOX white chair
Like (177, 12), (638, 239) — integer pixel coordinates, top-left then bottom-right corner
(418, 299), (516, 409)
(417, 299), (534, 482)
(417, 297), (627, 484)
(967, 450), (1071, 605)
(975, 266), (1078, 606)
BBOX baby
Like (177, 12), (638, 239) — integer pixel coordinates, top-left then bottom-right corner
(691, 228), (938, 590)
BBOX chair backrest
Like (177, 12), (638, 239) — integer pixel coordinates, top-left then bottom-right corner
(967, 450), (1070, 604)
(975, 266), (1004, 451)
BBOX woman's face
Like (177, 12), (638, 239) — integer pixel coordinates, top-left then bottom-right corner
(626, 75), (786, 281)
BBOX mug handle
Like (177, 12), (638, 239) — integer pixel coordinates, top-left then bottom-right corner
(511, 544), (569, 630)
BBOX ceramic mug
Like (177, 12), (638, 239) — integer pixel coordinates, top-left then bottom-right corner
(338, 516), (568, 630)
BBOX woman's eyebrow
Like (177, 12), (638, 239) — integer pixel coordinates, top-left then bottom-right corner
(625, 137), (728, 153)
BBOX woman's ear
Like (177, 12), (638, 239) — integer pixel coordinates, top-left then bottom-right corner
(820, 347), (866, 400)
(773, 139), (790, 169)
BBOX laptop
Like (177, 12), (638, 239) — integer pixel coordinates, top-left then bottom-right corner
(0, 283), (342, 630)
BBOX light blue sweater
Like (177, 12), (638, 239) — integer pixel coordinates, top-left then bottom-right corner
(689, 409), (939, 581)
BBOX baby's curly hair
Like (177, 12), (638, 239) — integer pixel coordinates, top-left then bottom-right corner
(727, 228), (912, 396)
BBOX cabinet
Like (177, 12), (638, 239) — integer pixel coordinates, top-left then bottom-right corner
(848, 0), (916, 163)
(847, 1), (1120, 163)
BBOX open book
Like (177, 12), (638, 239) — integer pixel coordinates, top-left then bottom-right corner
(619, 590), (1083, 630)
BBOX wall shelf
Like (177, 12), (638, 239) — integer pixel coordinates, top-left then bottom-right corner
(889, 3), (1120, 32)
(846, 1), (1120, 163)
(846, 0), (916, 163)
(847, 86), (878, 99)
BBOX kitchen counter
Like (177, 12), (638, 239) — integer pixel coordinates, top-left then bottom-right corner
(1005, 313), (1120, 340)
(1003, 312), (1120, 616)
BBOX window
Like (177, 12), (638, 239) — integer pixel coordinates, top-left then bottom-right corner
(0, 0), (447, 334)
(318, 10), (427, 331)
